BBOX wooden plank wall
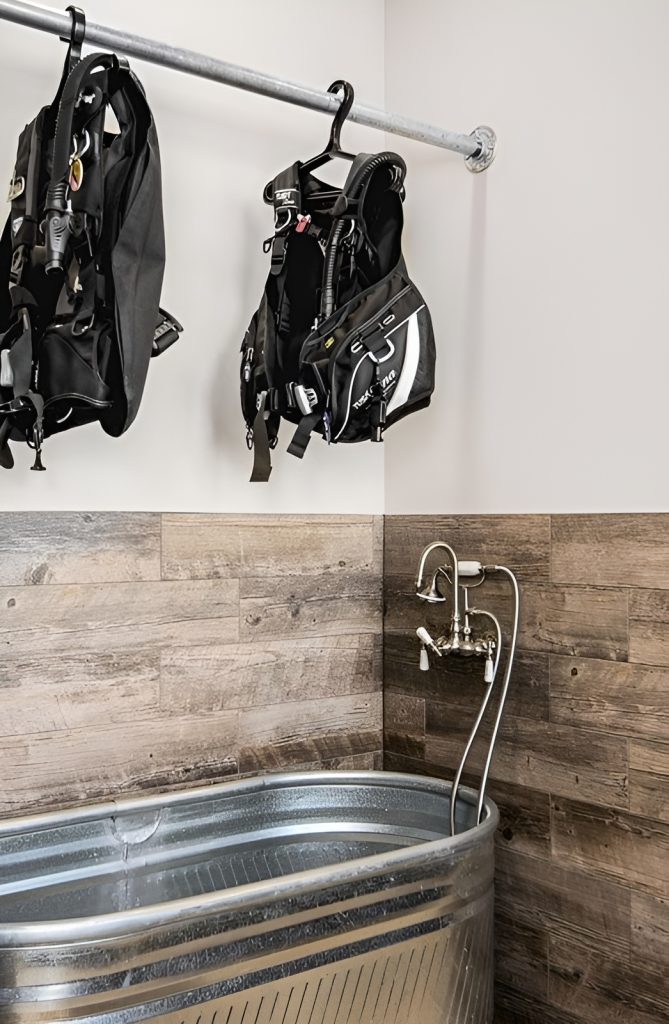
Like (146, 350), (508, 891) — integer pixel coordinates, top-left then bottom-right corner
(0, 513), (383, 818)
(383, 514), (669, 1024)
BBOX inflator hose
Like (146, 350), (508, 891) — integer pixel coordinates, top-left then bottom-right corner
(321, 151), (406, 320)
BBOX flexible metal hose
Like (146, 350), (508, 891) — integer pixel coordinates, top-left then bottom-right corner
(475, 565), (520, 823)
(449, 609), (502, 837)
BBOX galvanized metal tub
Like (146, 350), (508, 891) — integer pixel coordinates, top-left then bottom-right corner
(0, 771), (498, 1023)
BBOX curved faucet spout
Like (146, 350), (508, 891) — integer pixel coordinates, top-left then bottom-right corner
(416, 541), (461, 631)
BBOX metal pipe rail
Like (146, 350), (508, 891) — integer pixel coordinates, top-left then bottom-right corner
(0, 0), (496, 171)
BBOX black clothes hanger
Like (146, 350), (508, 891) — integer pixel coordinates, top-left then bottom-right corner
(300, 80), (356, 173)
(263, 80), (356, 205)
(60, 6), (86, 77)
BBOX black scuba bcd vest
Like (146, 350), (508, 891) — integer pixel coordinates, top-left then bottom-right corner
(0, 50), (182, 471)
(240, 151), (436, 481)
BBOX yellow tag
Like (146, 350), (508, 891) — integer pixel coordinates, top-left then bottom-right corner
(324, 336), (335, 350)
(69, 157), (84, 192)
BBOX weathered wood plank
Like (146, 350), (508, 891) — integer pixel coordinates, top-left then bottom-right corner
(372, 515), (384, 574)
(383, 692), (425, 735)
(240, 750), (383, 776)
(0, 713), (240, 818)
(239, 574), (381, 641)
(495, 985), (583, 1024)
(383, 731), (425, 761)
(320, 750), (382, 771)
(549, 931), (669, 1024)
(162, 514), (378, 580)
(629, 589), (669, 667)
(631, 892), (668, 979)
(426, 713), (629, 808)
(487, 778), (552, 860)
(238, 693), (382, 772)
(161, 515), (241, 579)
(495, 846), (631, 956)
(0, 512), (160, 585)
(551, 796), (669, 899)
(385, 632), (549, 721)
(629, 738), (669, 822)
(384, 515), (550, 582)
(551, 513), (669, 590)
(0, 578), (240, 655)
(240, 692), (380, 747)
(550, 656), (669, 740)
(521, 583), (629, 661)
(0, 651), (160, 736)
(383, 687), (426, 763)
(160, 634), (381, 713)
(495, 910), (549, 1002)
(240, 735), (382, 774)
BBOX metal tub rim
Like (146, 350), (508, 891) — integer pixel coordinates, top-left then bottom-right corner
(0, 770), (499, 948)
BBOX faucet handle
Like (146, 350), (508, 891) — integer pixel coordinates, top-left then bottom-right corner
(417, 626), (441, 670)
(417, 626), (439, 652)
(484, 638), (495, 683)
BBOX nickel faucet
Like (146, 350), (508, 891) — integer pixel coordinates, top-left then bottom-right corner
(415, 541), (520, 837)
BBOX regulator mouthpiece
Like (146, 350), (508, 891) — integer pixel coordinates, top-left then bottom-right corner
(44, 182), (79, 274)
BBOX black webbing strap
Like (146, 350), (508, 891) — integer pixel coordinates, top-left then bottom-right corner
(287, 412), (321, 460)
(268, 163), (301, 275)
(52, 52), (118, 184)
(8, 313), (33, 397)
(23, 120), (42, 231)
(0, 419), (14, 469)
(250, 392), (272, 482)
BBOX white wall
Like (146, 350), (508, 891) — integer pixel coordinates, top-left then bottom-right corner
(0, 0), (387, 511)
(384, 0), (669, 513)
(3, 1), (667, 514)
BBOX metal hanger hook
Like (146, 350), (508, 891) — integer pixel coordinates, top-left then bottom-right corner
(326, 80), (354, 153)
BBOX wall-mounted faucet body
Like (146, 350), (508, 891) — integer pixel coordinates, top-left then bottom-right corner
(415, 542), (520, 836)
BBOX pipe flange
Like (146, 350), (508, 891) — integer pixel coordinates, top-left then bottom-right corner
(465, 125), (497, 173)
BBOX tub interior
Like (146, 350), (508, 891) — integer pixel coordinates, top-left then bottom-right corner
(0, 775), (483, 923)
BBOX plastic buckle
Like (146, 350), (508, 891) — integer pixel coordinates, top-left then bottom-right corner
(152, 313), (183, 356)
(7, 174), (25, 203)
(294, 384), (318, 416)
(265, 388), (281, 414)
(10, 246), (26, 282)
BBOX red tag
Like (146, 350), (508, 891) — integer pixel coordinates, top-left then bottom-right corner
(295, 214), (311, 234)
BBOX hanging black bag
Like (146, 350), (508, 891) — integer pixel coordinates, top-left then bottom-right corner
(0, 11), (181, 471)
(240, 81), (435, 482)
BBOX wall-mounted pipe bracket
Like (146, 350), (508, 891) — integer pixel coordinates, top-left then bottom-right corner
(465, 126), (497, 173)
